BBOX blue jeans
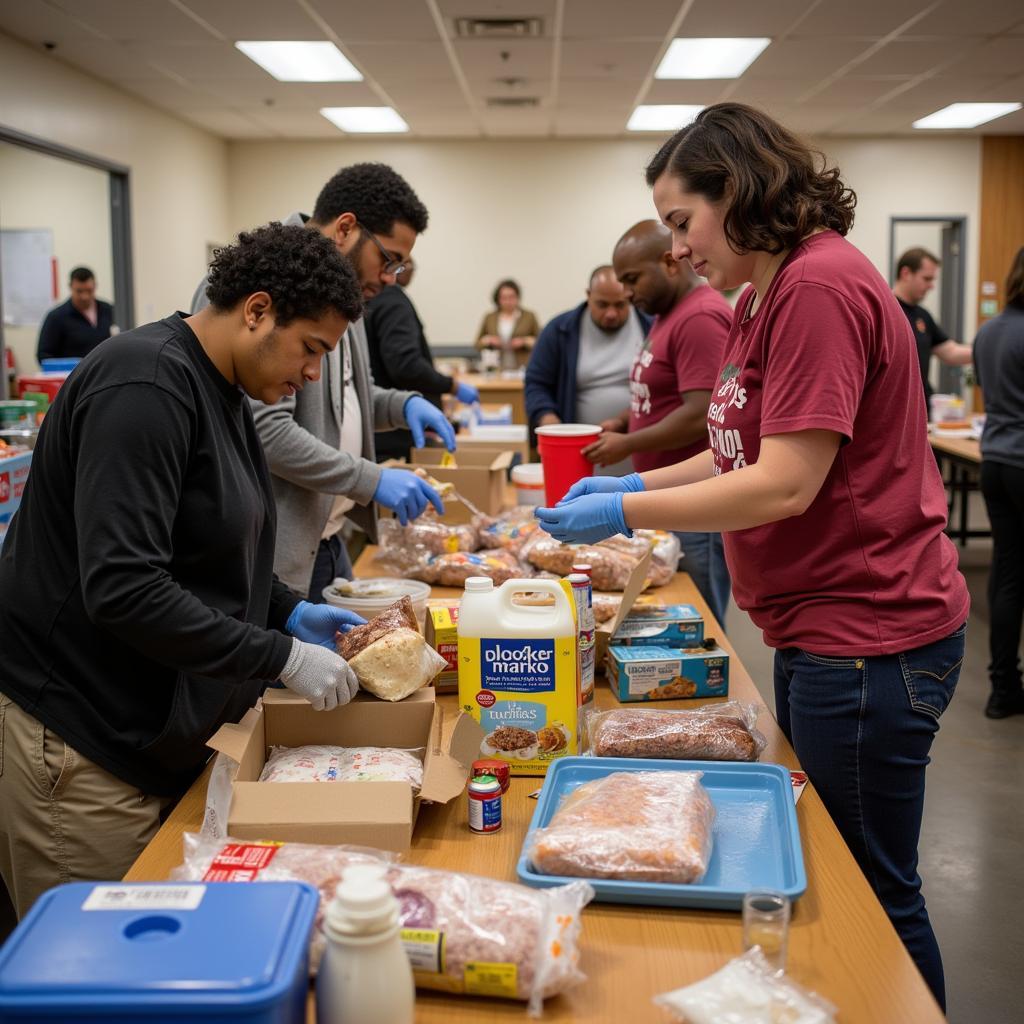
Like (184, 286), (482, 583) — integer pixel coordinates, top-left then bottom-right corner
(773, 623), (966, 1011)
(308, 534), (354, 603)
(674, 531), (731, 630)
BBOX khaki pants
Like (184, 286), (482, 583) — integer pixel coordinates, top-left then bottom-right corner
(0, 691), (170, 919)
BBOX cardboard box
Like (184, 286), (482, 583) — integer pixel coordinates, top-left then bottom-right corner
(411, 448), (513, 520)
(206, 688), (482, 851)
(611, 603), (704, 648)
(592, 548), (653, 669)
(424, 605), (460, 692)
(455, 433), (531, 467)
(605, 644), (730, 703)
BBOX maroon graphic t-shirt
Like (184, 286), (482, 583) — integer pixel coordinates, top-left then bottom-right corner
(629, 285), (731, 473)
(709, 230), (969, 655)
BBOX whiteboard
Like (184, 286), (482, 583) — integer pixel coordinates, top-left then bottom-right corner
(1, 229), (54, 326)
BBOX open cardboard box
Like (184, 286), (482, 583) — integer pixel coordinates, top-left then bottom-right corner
(206, 688), (483, 851)
(381, 450), (513, 523)
(593, 548), (653, 671)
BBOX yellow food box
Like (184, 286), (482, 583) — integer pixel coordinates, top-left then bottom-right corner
(424, 605), (460, 693)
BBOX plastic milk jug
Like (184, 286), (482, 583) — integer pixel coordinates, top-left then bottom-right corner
(458, 576), (579, 776)
(316, 864), (415, 1024)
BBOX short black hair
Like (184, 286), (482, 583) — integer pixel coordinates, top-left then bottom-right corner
(205, 223), (363, 326)
(311, 162), (428, 235)
(896, 248), (940, 277)
(492, 278), (521, 306)
(69, 266), (94, 284)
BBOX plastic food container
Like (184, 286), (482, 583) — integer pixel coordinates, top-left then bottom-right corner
(323, 576), (431, 625)
(0, 401), (37, 429)
(511, 462), (544, 506)
(0, 880), (318, 1023)
(535, 423), (600, 505)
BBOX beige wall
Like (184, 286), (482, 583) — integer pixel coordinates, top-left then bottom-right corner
(0, 30), (229, 375)
(227, 133), (982, 345)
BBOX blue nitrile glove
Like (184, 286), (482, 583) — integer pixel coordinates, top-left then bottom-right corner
(560, 472), (645, 505)
(286, 601), (367, 650)
(535, 492), (631, 545)
(454, 381), (480, 405)
(404, 395), (457, 452)
(373, 468), (444, 526)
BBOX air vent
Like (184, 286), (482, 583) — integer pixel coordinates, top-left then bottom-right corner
(485, 96), (540, 108)
(454, 17), (543, 38)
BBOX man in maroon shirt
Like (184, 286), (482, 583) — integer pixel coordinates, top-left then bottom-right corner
(584, 219), (732, 625)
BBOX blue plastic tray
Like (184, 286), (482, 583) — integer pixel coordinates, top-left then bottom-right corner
(516, 757), (806, 909)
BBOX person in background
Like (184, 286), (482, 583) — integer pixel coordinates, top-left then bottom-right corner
(583, 220), (731, 625)
(0, 225), (367, 918)
(525, 266), (651, 474)
(536, 104), (968, 1010)
(476, 279), (541, 369)
(974, 246), (1024, 719)
(36, 266), (115, 365)
(892, 247), (973, 411)
(191, 163), (454, 599)
(365, 259), (479, 461)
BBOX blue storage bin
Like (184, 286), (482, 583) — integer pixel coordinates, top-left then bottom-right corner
(0, 881), (318, 1023)
(40, 358), (81, 373)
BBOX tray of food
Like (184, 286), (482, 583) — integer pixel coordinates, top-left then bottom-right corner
(516, 757), (806, 909)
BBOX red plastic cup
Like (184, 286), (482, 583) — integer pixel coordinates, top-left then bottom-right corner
(535, 423), (602, 506)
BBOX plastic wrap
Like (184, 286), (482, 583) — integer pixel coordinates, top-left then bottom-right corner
(426, 549), (524, 587)
(473, 506), (540, 555)
(637, 530), (682, 587)
(587, 703), (766, 762)
(521, 533), (648, 592)
(259, 745), (424, 788)
(653, 947), (837, 1024)
(375, 514), (477, 558)
(528, 770), (715, 883)
(173, 834), (593, 1016)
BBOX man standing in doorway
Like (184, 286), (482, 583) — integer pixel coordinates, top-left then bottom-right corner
(584, 220), (732, 626)
(893, 247), (972, 411)
(36, 266), (115, 364)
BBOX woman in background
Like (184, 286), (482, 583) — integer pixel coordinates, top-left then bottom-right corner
(476, 278), (540, 369)
(974, 246), (1024, 719)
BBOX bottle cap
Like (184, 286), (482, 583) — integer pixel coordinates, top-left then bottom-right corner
(463, 576), (494, 592)
(324, 864), (398, 936)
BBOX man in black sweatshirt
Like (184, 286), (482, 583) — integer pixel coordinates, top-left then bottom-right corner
(0, 224), (365, 918)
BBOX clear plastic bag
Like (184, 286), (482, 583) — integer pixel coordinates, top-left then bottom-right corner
(653, 947), (837, 1024)
(587, 702), (767, 762)
(521, 532), (647, 591)
(200, 752), (237, 841)
(636, 529), (682, 587)
(528, 770), (715, 883)
(473, 506), (540, 555)
(426, 549), (525, 586)
(172, 834), (593, 1016)
(259, 745), (424, 788)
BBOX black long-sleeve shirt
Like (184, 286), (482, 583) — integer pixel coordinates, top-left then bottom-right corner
(36, 298), (116, 363)
(0, 314), (300, 795)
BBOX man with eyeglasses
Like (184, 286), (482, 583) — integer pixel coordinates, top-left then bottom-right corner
(191, 162), (455, 600)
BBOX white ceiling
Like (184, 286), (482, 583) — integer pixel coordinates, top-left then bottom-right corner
(1, 0), (1022, 139)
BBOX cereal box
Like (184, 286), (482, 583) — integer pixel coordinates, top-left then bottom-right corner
(611, 603), (704, 648)
(424, 605), (459, 692)
(606, 644), (729, 702)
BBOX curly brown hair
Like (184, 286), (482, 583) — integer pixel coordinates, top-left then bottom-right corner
(645, 103), (856, 255)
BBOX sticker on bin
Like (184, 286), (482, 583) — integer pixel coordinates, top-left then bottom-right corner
(82, 884), (206, 911)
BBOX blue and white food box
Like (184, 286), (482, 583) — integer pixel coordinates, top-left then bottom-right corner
(606, 644), (729, 702)
(610, 603), (704, 647)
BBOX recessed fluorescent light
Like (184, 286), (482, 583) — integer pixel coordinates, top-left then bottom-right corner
(235, 41), (361, 82)
(320, 107), (409, 133)
(656, 38), (770, 79)
(627, 105), (704, 132)
(912, 102), (1022, 129)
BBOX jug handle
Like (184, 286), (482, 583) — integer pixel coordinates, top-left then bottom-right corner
(496, 579), (572, 621)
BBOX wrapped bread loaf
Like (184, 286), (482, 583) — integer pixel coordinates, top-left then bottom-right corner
(528, 770), (715, 883)
(588, 703), (765, 761)
(336, 597), (446, 700)
(424, 549), (524, 587)
(523, 534), (645, 591)
(259, 744), (424, 787)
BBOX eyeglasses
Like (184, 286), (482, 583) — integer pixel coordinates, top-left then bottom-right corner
(357, 221), (406, 277)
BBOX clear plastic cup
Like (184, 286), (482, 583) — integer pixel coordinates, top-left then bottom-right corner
(742, 889), (790, 974)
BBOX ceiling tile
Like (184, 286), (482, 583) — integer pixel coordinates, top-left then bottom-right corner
(346, 41), (455, 82)
(644, 80), (736, 105)
(560, 0), (679, 40)
(553, 104), (635, 135)
(131, 40), (268, 81)
(885, 74), (1022, 110)
(189, 78), (380, 107)
(46, 37), (169, 81)
(0, 2), (99, 44)
(944, 36), (1024, 77)
(558, 78), (646, 104)
(740, 37), (875, 78)
(315, 1), (442, 43)
(559, 38), (661, 79)
(810, 76), (924, 106)
(171, 0), (321, 41)
(903, 1), (1024, 36)
(454, 37), (552, 81)
(384, 78), (467, 106)
(115, 76), (225, 109)
(54, 0), (216, 43)
(789, 1), (942, 38)
(236, 106), (348, 138)
(436, 0), (557, 24)
(178, 108), (275, 138)
(679, 0), (818, 37)
(850, 38), (972, 76)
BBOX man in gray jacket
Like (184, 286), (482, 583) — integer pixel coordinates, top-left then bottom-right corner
(192, 163), (454, 598)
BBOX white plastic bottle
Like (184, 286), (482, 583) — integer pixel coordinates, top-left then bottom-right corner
(315, 864), (415, 1024)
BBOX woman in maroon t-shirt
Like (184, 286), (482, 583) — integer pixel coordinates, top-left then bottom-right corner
(536, 103), (967, 1009)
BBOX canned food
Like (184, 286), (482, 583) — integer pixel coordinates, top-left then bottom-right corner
(471, 758), (510, 793)
(468, 775), (502, 834)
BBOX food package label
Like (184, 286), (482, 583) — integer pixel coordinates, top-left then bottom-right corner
(611, 603), (704, 647)
(400, 928), (518, 998)
(607, 645), (730, 702)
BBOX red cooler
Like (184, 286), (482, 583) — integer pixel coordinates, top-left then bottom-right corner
(535, 423), (601, 505)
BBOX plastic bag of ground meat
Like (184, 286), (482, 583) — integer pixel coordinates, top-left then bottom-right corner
(258, 745), (424, 788)
(586, 702), (766, 762)
(173, 834), (593, 1016)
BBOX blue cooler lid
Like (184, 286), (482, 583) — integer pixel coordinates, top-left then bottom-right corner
(0, 881), (318, 1014)
(40, 358), (81, 372)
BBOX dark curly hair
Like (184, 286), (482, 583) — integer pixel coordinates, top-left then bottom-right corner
(491, 278), (521, 306)
(311, 162), (428, 235)
(205, 223), (363, 326)
(645, 103), (856, 255)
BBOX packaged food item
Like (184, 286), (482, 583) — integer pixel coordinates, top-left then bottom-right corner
(473, 506), (540, 554)
(653, 947), (837, 1024)
(337, 596), (447, 701)
(522, 533), (646, 592)
(471, 758), (511, 793)
(568, 572), (596, 704)
(467, 774), (502, 833)
(606, 644), (729, 702)
(424, 605), (459, 691)
(259, 745), (425, 788)
(173, 833), (593, 1016)
(611, 603), (704, 648)
(528, 770), (715, 883)
(426, 549), (523, 587)
(587, 702), (766, 761)
(636, 529), (682, 587)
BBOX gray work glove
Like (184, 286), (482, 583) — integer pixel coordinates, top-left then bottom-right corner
(279, 638), (359, 711)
